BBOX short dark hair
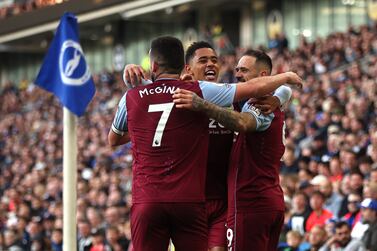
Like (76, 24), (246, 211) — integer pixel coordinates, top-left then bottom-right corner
(53, 228), (63, 234)
(335, 221), (350, 230)
(243, 49), (272, 73)
(185, 41), (215, 64)
(150, 36), (185, 74)
(293, 191), (308, 200)
(312, 191), (325, 200)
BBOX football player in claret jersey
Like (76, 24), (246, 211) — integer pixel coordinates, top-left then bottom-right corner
(185, 41), (235, 251)
(109, 36), (302, 251)
(173, 49), (294, 251)
(184, 41), (292, 251)
(121, 41), (292, 251)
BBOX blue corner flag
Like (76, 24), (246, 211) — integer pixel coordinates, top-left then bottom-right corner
(35, 12), (95, 117)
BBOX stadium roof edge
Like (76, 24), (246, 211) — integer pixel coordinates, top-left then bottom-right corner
(0, 0), (196, 44)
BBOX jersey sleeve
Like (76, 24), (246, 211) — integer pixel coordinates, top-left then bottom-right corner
(241, 103), (275, 132)
(198, 81), (237, 107)
(111, 93), (128, 135)
(273, 85), (292, 106)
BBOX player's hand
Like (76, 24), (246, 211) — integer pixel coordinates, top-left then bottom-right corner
(173, 88), (201, 111)
(123, 64), (146, 88)
(325, 236), (337, 247)
(180, 73), (194, 81)
(285, 72), (303, 89)
(250, 95), (280, 115)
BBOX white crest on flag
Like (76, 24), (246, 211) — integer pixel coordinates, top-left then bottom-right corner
(59, 40), (91, 86)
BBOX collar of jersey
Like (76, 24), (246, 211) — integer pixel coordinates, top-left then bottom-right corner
(155, 78), (179, 81)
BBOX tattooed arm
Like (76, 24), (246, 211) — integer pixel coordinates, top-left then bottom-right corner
(173, 89), (257, 132)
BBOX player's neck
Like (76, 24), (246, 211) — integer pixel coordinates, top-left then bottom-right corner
(154, 72), (180, 81)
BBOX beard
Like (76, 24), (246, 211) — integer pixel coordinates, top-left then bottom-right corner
(237, 77), (245, 82)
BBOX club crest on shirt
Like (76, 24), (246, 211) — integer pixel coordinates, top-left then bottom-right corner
(246, 103), (261, 116)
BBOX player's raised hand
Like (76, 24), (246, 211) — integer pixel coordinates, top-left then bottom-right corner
(123, 64), (146, 88)
(284, 71), (303, 89)
(173, 88), (202, 111)
(250, 95), (280, 115)
(180, 73), (194, 81)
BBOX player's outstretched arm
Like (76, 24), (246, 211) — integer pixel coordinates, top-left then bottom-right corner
(234, 71), (301, 101)
(173, 89), (256, 132)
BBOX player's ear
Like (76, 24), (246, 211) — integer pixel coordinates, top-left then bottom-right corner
(184, 64), (192, 74)
(260, 70), (268, 77)
(151, 61), (159, 73)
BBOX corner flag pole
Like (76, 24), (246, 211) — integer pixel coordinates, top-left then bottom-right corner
(34, 13), (95, 251)
(63, 107), (78, 251)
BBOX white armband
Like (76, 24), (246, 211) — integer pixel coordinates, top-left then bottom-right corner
(111, 124), (125, 136)
(274, 85), (292, 106)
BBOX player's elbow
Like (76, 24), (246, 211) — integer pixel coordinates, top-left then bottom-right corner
(237, 123), (254, 133)
(108, 131), (120, 147)
(236, 124), (249, 132)
(108, 140), (118, 147)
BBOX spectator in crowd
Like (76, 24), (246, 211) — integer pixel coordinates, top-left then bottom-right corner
(360, 199), (377, 251)
(306, 225), (328, 251)
(324, 218), (337, 242)
(105, 226), (129, 251)
(339, 171), (366, 218)
(218, 50), (238, 83)
(282, 146), (300, 174)
(89, 229), (110, 251)
(306, 191), (333, 232)
(316, 176), (344, 219)
(278, 230), (304, 251)
(319, 221), (365, 251)
(342, 192), (362, 229)
(3, 229), (23, 251)
(369, 169), (377, 184)
(78, 220), (92, 251)
(288, 192), (311, 235)
(50, 228), (62, 251)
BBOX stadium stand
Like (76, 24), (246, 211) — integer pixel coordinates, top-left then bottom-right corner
(0, 8), (376, 250)
(0, 0), (69, 19)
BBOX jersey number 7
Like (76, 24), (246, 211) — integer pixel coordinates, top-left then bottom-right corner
(148, 102), (174, 147)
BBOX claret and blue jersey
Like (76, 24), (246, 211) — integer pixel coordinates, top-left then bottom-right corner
(112, 79), (238, 204)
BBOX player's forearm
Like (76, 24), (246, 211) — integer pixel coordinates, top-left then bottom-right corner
(234, 73), (289, 101)
(108, 130), (130, 147)
(192, 95), (256, 132)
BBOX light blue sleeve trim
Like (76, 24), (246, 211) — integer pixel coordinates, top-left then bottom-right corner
(274, 85), (292, 106)
(242, 103), (274, 131)
(112, 93), (128, 133)
(199, 81), (237, 107)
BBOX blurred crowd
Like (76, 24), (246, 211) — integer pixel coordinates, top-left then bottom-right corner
(0, 22), (376, 250)
(0, 72), (132, 250)
(0, 0), (68, 19)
